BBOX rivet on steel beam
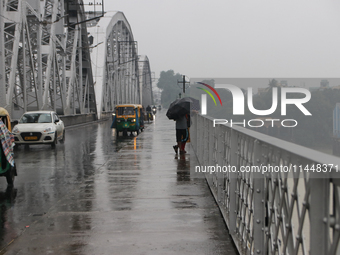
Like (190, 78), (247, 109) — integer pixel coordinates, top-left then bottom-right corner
(256, 219), (261, 224)
(256, 250), (261, 254)
(256, 189), (261, 193)
(296, 235), (302, 242)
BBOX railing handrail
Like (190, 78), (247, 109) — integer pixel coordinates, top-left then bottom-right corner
(200, 114), (340, 175)
(190, 113), (340, 255)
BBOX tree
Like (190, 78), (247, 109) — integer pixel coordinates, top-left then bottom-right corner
(268, 79), (279, 87)
(157, 70), (183, 107)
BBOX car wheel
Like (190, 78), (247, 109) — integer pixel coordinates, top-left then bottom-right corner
(60, 130), (65, 144)
(6, 166), (15, 186)
(51, 132), (57, 148)
(123, 130), (128, 136)
(136, 129), (140, 135)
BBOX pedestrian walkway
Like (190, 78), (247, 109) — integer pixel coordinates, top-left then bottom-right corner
(4, 113), (239, 255)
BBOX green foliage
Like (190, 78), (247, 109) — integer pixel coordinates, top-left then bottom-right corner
(157, 70), (183, 108)
(268, 79), (279, 87)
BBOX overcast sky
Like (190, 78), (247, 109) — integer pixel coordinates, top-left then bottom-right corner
(101, 0), (340, 80)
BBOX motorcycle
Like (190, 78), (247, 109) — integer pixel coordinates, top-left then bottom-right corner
(152, 106), (157, 115)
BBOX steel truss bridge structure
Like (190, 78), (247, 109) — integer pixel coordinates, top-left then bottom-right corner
(0, 0), (153, 119)
(86, 11), (152, 119)
(138, 55), (153, 108)
(191, 114), (340, 255)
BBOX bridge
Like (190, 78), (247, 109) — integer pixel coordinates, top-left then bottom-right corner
(191, 114), (340, 255)
(0, 0), (153, 120)
(0, 1), (340, 255)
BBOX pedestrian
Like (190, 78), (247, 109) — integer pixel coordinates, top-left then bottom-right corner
(173, 114), (190, 154)
(146, 105), (152, 122)
(0, 116), (15, 168)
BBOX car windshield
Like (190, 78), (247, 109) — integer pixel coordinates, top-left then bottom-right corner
(117, 107), (135, 116)
(19, 113), (52, 124)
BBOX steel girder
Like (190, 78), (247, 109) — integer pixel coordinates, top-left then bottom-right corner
(138, 55), (153, 107)
(0, 0), (96, 119)
(87, 12), (142, 119)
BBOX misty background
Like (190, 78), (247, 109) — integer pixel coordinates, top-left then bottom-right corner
(103, 0), (340, 79)
(99, 1), (340, 155)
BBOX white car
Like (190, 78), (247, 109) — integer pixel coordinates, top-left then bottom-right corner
(12, 111), (65, 148)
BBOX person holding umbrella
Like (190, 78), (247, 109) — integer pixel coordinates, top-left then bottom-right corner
(173, 114), (190, 154)
(166, 97), (198, 154)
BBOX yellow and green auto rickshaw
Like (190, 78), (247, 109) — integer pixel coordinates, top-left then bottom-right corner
(111, 104), (144, 136)
(0, 107), (17, 185)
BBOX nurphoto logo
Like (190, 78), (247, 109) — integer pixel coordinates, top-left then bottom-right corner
(194, 79), (312, 128)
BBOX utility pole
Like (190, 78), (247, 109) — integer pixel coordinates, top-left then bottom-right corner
(0, 0), (5, 109)
(177, 75), (190, 94)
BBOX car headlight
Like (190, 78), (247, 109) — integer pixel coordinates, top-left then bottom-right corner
(12, 126), (19, 133)
(117, 120), (121, 123)
(43, 127), (53, 133)
(131, 119), (136, 122)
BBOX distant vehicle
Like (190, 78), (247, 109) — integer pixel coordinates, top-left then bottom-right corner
(158, 105), (162, 111)
(145, 105), (153, 123)
(111, 104), (144, 136)
(12, 111), (65, 148)
(152, 106), (157, 115)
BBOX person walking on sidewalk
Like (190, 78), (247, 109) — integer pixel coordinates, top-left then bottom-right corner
(173, 114), (189, 154)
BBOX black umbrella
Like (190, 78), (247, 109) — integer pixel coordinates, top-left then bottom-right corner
(166, 97), (200, 120)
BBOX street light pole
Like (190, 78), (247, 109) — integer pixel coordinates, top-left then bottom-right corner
(177, 75), (190, 94)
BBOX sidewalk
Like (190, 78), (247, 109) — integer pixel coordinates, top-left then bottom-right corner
(96, 113), (238, 254)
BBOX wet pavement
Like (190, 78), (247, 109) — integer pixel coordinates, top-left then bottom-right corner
(0, 112), (238, 255)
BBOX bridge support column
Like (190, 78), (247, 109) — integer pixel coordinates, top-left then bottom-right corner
(253, 140), (265, 255)
(0, 1), (4, 109)
(229, 129), (238, 235)
(310, 178), (329, 255)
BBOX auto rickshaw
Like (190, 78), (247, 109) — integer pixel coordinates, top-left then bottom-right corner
(0, 107), (17, 185)
(111, 104), (144, 136)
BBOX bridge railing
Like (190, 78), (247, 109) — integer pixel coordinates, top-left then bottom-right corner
(190, 114), (340, 255)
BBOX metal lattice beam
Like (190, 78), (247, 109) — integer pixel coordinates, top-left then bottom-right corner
(87, 11), (148, 119)
(0, 0), (97, 119)
(139, 55), (153, 107)
(191, 114), (340, 255)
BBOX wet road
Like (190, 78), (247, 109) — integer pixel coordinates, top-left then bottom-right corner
(0, 113), (238, 255)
